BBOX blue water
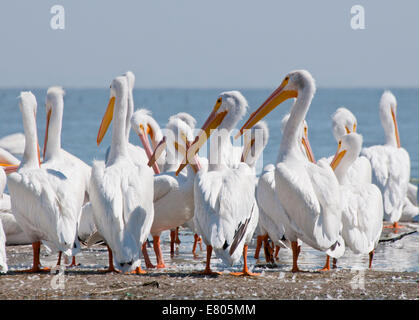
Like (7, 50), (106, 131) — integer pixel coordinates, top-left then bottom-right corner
(1, 88), (418, 178)
(1, 87), (418, 272)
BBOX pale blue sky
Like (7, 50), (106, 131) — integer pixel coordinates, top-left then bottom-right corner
(0, 1), (418, 88)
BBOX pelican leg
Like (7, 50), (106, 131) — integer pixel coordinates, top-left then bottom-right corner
(131, 265), (147, 275)
(230, 244), (260, 276)
(254, 235), (264, 260)
(192, 233), (200, 258)
(274, 245), (280, 261)
(319, 255), (331, 271)
(19, 241), (50, 273)
(56, 251), (62, 266)
(69, 256), (78, 267)
(142, 242), (155, 269)
(383, 222), (402, 233)
(200, 245), (221, 275)
(100, 245), (120, 273)
(332, 258), (337, 269)
(291, 241), (301, 273)
(170, 229), (176, 257)
(263, 235), (274, 263)
(152, 235), (166, 268)
(368, 250), (374, 269)
(175, 227), (181, 244)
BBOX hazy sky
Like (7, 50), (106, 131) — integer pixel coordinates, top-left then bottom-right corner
(0, 1), (418, 88)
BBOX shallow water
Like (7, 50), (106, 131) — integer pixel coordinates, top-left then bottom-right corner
(1, 88), (419, 177)
(1, 88), (418, 273)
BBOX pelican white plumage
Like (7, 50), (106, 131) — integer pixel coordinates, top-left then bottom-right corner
(8, 92), (79, 272)
(90, 76), (154, 273)
(254, 115), (315, 263)
(237, 70), (345, 272)
(330, 132), (383, 268)
(0, 167), (31, 245)
(360, 91), (410, 229)
(99, 71), (150, 168)
(0, 219), (6, 273)
(0, 148), (20, 166)
(130, 108), (165, 174)
(329, 107), (372, 184)
(42, 86), (92, 265)
(179, 91), (259, 276)
(142, 117), (201, 268)
(0, 132), (25, 157)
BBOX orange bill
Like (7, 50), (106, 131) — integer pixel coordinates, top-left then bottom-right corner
(97, 96), (115, 146)
(330, 142), (347, 170)
(43, 108), (52, 158)
(391, 108), (401, 148)
(175, 98), (227, 176)
(235, 77), (297, 139)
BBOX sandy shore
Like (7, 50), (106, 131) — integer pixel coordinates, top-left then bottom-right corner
(1, 242), (418, 300)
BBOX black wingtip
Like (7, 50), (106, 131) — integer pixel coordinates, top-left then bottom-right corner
(229, 203), (255, 256)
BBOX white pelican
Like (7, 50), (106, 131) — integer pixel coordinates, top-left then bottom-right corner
(254, 115), (315, 263)
(42, 86), (92, 266)
(329, 107), (372, 184)
(0, 167), (31, 245)
(0, 148), (20, 166)
(8, 92), (79, 272)
(242, 120), (277, 264)
(0, 132), (25, 157)
(90, 76), (154, 274)
(237, 70), (345, 272)
(98, 71), (150, 168)
(0, 219), (6, 273)
(179, 91), (259, 276)
(134, 111), (201, 255)
(330, 132), (383, 268)
(360, 91), (410, 229)
(130, 109), (165, 174)
(142, 117), (201, 268)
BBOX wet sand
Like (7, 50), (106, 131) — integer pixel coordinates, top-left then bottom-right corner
(1, 227), (418, 300)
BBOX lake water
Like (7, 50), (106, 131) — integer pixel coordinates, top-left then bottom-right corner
(1, 87), (418, 177)
(1, 87), (418, 272)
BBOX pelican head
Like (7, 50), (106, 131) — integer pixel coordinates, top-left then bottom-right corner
(175, 91), (248, 175)
(330, 132), (363, 183)
(96, 76), (129, 145)
(130, 109), (162, 147)
(19, 91), (37, 116)
(281, 113), (315, 163)
(379, 91), (400, 148)
(44, 86), (65, 157)
(169, 112), (196, 130)
(124, 71), (135, 91)
(241, 120), (269, 166)
(149, 117), (201, 172)
(331, 107), (357, 142)
(236, 70), (315, 138)
(18, 92), (41, 167)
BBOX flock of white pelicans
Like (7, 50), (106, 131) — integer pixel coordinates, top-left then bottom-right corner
(0, 69), (417, 276)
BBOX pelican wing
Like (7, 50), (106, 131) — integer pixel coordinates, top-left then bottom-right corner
(256, 165), (288, 246)
(153, 173), (181, 202)
(361, 146), (410, 221)
(341, 183), (383, 253)
(194, 164), (257, 264)
(7, 169), (77, 254)
(275, 159), (344, 257)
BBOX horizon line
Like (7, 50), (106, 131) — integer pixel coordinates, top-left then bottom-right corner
(1, 85), (419, 90)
